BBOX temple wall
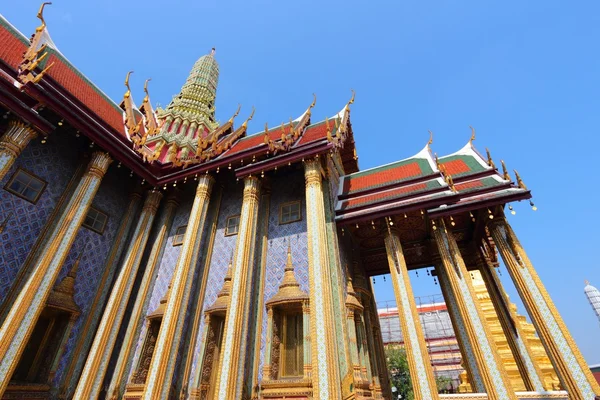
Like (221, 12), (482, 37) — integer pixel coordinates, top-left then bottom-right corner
(126, 189), (196, 382)
(0, 130), (79, 303)
(185, 179), (244, 392)
(256, 170), (309, 383)
(52, 164), (134, 385)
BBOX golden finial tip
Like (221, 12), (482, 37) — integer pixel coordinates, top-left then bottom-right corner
(427, 130), (434, 147)
(311, 93), (317, 108)
(585, 279), (590, 286)
(469, 126), (476, 143)
(349, 89), (355, 105)
(144, 78), (151, 94)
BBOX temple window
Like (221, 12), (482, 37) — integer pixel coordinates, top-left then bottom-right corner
(4, 168), (47, 203)
(279, 201), (301, 224)
(261, 245), (311, 398)
(279, 310), (304, 377)
(172, 225), (187, 246)
(225, 214), (240, 236)
(83, 207), (108, 234)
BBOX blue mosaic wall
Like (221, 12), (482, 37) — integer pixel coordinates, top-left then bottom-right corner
(256, 170), (309, 383)
(186, 179), (244, 391)
(52, 162), (134, 385)
(0, 131), (79, 303)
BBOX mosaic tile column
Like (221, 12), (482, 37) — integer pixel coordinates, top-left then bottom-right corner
(433, 219), (516, 400)
(489, 217), (600, 399)
(435, 261), (484, 393)
(214, 176), (261, 400)
(0, 120), (37, 181)
(142, 174), (215, 400)
(73, 189), (162, 399)
(302, 301), (311, 379)
(384, 230), (439, 400)
(356, 312), (373, 387)
(476, 250), (547, 392)
(0, 152), (112, 396)
(106, 192), (179, 399)
(303, 158), (342, 400)
(346, 293), (363, 387)
(59, 189), (143, 399)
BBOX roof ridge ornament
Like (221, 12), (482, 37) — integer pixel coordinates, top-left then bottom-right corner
(18, 2), (55, 85)
(513, 170), (527, 190)
(469, 126), (476, 143)
(501, 160), (511, 181)
(121, 71), (142, 141)
(427, 130), (434, 149)
(485, 147), (496, 168)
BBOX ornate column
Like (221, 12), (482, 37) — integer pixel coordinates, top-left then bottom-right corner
(356, 312), (373, 387)
(106, 192), (179, 399)
(262, 307), (276, 381)
(433, 219), (516, 400)
(302, 301), (311, 380)
(213, 176), (261, 400)
(435, 262), (483, 393)
(346, 278), (364, 389)
(0, 120), (37, 180)
(302, 158), (342, 400)
(142, 174), (215, 400)
(489, 216), (600, 399)
(385, 229), (439, 400)
(0, 152), (112, 396)
(476, 249), (547, 392)
(73, 189), (163, 399)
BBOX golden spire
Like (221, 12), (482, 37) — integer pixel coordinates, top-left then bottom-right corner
(47, 250), (82, 314)
(469, 125), (476, 143)
(266, 242), (308, 307)
(501, 160), (511, 181)
(513, 170), (527, 190)
(205, 263), (233, 315)
(345, 273), (363, 310)
(485, 147), (496, 168)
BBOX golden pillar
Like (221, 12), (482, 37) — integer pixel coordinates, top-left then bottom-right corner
(0, 152), (112, 395)
(476, 250), (547, 392)
(73, 189), (162, 399)
(106, 192), (179, 399)
(433, 219), (516, 400)
(489, 216), (600, 399)
(384, 230), (439, 400)
(213, 176), (261, 400)
(0, 120), (37, 180)
(303, 158), (342, 400)
(346, 276), (366, 390)
(142, 174), (215, 400)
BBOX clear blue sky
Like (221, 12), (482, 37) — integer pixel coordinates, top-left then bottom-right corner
(4, 1), (600, 363)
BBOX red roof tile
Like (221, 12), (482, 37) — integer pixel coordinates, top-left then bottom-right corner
(439, 159), (470, 176)
(343, 161), (424, 194)
(342, 182), (428, 209)
(45, 54), (124, 135)
(0, 24), (27, 70)
(298, 120), (329, 145)
(455, 180), (484, 192)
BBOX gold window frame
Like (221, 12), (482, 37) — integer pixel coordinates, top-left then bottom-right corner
(82, 206), (109, 235)
(4, 167), (47, 204)
(225, 214), (240, 236)
(279, 200), (302, 225)
(172, 225), (187, 246)
(279, 311), (304, 378)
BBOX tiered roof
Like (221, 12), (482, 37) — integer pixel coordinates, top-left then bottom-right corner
(0, 8), (359, 185)
(335, 138), (530, 223)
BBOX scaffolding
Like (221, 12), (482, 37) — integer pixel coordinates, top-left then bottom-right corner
(377, 294), (463, 391)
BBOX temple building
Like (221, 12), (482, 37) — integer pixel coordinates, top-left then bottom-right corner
(0, 5), (599, 400)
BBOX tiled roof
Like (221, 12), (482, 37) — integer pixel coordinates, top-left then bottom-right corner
(339, 179), (442, 211)
(438, 143), (490, 177)
(0, 17), (28, 70)
(41, 50), (125, 134)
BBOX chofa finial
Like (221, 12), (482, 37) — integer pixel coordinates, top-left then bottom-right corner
(427, 130), (434, 147)
(469, 126), (476, 143)
(37, 2), (52, 29)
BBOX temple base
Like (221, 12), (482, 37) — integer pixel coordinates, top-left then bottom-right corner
(440, 392), (569, 400)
